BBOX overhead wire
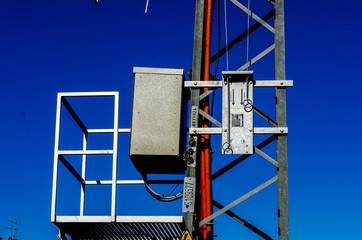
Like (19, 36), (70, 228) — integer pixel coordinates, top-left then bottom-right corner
(210, 0), (221, 124)
(246, 0), (251, 70)
(224, 0), (229, 71)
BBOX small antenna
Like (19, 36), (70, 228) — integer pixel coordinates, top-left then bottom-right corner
(145, 0), (150, 14)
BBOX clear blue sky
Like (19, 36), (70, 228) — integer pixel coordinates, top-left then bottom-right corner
(0, 0), (362, 239)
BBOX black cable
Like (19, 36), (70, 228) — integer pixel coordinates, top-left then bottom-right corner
(142, 174), (183, 202)
(210, 0), (221, 125)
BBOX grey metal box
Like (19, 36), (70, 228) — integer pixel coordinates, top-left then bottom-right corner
(130, 67), (187, 174)
(222, 71), (254, 155)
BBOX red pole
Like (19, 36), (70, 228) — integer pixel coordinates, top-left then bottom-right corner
(200, 0), (213, 239)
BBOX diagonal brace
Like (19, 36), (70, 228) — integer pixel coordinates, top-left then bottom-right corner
(230, 0), (275, 34)
(212, 134), (277, 180)
(199, 108), (222, 127)
(59, 155), (85, 185)
(238, 44), (275, 71)
(213, 200), (273, 239)
(199, 176), (278, 227)
(253, 105), (278, 127)
(210, 9), (275, 64)
(200, 89), (215, 101)
(255, 147), (279, 167)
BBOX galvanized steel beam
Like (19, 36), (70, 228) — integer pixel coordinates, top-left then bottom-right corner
(275, 0), (290, 238)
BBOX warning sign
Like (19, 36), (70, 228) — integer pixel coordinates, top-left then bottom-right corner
(181, 230), (193, 240)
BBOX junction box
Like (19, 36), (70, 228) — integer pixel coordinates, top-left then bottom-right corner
(222, 71), (254, 155)
(130, 67), (187, 174)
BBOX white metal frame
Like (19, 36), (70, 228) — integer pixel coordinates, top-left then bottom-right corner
(51, 92), (120, 222)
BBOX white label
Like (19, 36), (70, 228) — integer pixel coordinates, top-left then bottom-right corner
(182, 177), (196, 212)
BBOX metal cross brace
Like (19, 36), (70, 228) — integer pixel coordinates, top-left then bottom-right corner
(199, 175), (278, 227)
(230, 0), (275, 34)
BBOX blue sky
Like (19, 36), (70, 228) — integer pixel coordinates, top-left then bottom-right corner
(0, 0), (362, 239)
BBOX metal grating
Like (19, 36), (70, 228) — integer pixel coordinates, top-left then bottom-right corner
(54, 216), (185, 240)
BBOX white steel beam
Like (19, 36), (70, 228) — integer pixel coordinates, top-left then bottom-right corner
(111, 92), (119, 222)
(51, 93), (62, 222)
(57, 150), (113, 155)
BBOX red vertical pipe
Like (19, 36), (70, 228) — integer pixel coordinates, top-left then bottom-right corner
(200, 0), (213, 239)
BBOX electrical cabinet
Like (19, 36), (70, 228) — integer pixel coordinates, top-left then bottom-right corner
(222, 71), (254, 155)
(130, 67), (187, 174)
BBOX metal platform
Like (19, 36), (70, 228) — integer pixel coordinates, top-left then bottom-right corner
(54, 216), (185, 240)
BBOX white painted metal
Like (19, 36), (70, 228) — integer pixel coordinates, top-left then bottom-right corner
(52, 92), (120, 223)
(85, 180), (145, 185)
(58, 91), (119, 97)
(111, 92), (119, 221)
(54, 215), (183, 224)
(116, 216), (183, 223)
(87, 128), (131, 133)
(51, 93), (62, 222)
(56, 216), (113, 223)
(57, 150), (113, 155)
(80, 132), (87, 216)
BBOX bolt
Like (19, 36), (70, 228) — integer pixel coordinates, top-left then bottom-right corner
(281, 130), (284, 133)
(281, 82), (284, 85)
(194, 82), (197, 85)
(187, 157), (194, 165)
(224, 129), (227, 132)
(249, 129), (252, 132)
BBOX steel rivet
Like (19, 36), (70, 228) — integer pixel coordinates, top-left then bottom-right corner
(194, 82), (197, 85)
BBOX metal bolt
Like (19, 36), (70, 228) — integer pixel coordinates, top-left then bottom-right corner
(224, 129), (227, 132)
(281, 82), (284, 85)
(249, 129), (252, 132)
(193, 130), (197, 134)
(187, 157), (194, 165)
(281, 130), (284, 133)
(194, 82), (197, 85)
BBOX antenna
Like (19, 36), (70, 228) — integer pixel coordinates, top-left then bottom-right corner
(7, 218), (18, 240)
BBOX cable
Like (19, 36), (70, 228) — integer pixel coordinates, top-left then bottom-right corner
(142, 174), (183, 202)
(210, 0), (221, 125)
(246, 0), (250, 70)
(224, 0), (229, 71)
